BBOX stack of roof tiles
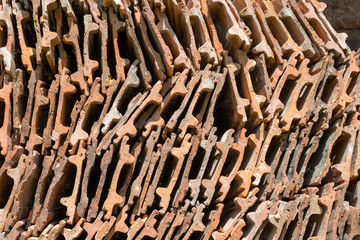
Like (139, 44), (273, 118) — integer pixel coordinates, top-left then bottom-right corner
(0, 0), (359, 239)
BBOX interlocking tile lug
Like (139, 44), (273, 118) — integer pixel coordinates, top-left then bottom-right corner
(13, 3), (35, 72)
(26, 80), (49, 152)
(350, 118), (360, 180)
(201, 68), (226, 135)
(142, 0), (174, 76)
(288, 0), (327, 59)
(135, 210), (159, 239)
(83, 211), (105, 240)
(57, 95), (87, 158)
(216, 129), (247, 203)
(163, 199), (190, 240)
(108, 9), (127, 82)
(252, 116), (281, 187)
(63, 16), (89, 96)
(103, 0), (126, 16)
(208, 0), (251, 54)
(32, 157), (69, 236)
(124, 10), (152, 90)
(276, 193), (309, 239)
(155, 209), (175, 240)
(62, 218), (85, 240)
(182, 204), (206, 239)
(133, 6), (167, 82)
(42, 75), (60, 154)
(198, 0), (223, 64)
(172, 131), (201, 209)
(0, 145), (25, 174)
(298, 57), (328, 126)
(261, 201), (290, 239)
(253, 2), (284, 66)
(116, 81), (162, 140)
(60, 145), (87, 225)
(258, 0), (304, 59)
(0, 2), (16, 76)
(269, 61), (286, 91)
(270, 127), (300, 200)
(94, 216), (116, 240)
(30, 154), (56, 225)
(273, 0), (317, 59)
(5, 152), (41, 231)
(20, 67), (42, 144)
(164, 3), (198, 70)
(264, 52), (300, 122)
(40, 0), (60, 74)
(201, 203), (223, 240)
(143, 134), (176, 211)
(294, 126), (323, 192)
(103, 205), (130, 239)
(252, 54), (273, 102)
(129, 128), (161, 219)
(212, 188), (259, 240)
(307, 55), (337, 124)
(126, 216), (146, 240)
(83, 14), (100, 86)
(177, 65), (214, 141)
(163, 71), (201, 139)
(54, 8), (70, 73)
(187, 0), (218, 66)
(222, 52), (249, 129)
(137, 147), (161, 214)
(142, 69), (188, 138)
(310, 182), (336, 239)
(69, 78), (104, 152)
(257, 131), (288, 201)
(331, 53), (360, 117)
(0, 73), (12, 156)
(2, 0), (360, 237)
(86, 143), (113, 221)
(172, 207), (197, 240)
(297, 0), (345, 62)
(2, 219), (26, 240)
(29, 220), (66, 240)
(99, 14), (112, 93)
(98, 81), (162, 153)
(89, 77), (122, 143)
(337, 200), (350, 238)
(296, 187), (322, 239)
(309, 0), (351, 56)
(275, 200), (299, 239)
(279, 59), (310, 131)
(345, 203), (360, 239)
(188, 128), (217, 205)
(327, 113), (359, 184)
(243, 201), (272, 240)
(113, 205), (130, 235)
(51, 68), (77, 150)
(12, 70), (26, 146)
(102, 136), (135, 220)
(233, 50), (266, 127)
(304, 117), (345, 186)
(0, 154), (28, 232)
(201, 129), (234, 205)
(101, 61), (141, 134)
(156, 134), (192, 214)
(155, 8), (194, 72)
(234, 0), (275, 65)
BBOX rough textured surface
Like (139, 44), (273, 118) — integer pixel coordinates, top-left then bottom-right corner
(0, 0), (359, 239)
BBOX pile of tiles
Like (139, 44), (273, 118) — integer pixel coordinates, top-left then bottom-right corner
(0, 0), (359, 238)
